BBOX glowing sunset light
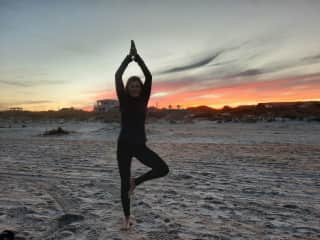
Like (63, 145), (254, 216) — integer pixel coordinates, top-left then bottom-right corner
(1, 1), (320, 111)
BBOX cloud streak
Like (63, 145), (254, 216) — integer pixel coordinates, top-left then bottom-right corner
(13, 100), (53, 105)
(226, 52), (320, 79)
(151, 43), (320, 98)
(158, 49), (228, 75)
(0, 100), (53, 110)
(0, 79), (66, 87)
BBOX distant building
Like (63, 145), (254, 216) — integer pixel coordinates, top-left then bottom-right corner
(94, 99), (119, 112)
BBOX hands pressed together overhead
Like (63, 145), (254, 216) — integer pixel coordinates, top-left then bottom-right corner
(130, 40), (137, 57)
(128, 40), (142, 63)
(115, 40), (152, 102)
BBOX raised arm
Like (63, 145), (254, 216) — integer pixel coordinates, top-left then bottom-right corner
(134, 54), (152, 102)
(115, 54), (132, 101)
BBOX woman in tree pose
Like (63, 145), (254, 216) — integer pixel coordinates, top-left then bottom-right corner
(115, 41), (170, 230)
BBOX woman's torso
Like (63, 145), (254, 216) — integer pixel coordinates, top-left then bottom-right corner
(118, 95), (147, 144)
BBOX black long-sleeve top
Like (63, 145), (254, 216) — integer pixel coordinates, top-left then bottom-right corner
(115, 54), (152, 144)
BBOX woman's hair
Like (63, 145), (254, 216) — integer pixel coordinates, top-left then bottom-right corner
(125, 76), (144, 95)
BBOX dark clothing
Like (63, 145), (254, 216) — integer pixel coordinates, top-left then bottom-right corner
(118, 96), (147, 143)
(115, 54), (152, 144)
(115, 54), (169, 217)
(117, 140), (169, 216)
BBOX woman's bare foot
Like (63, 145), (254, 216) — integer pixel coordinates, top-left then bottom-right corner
(121, 216), (134, 230)
(128, 177), (136, 196)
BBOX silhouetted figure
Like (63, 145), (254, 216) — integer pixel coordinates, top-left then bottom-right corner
(115, 40), (169, 230)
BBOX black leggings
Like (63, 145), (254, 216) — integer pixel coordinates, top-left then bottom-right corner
(116, 140), (169, 217)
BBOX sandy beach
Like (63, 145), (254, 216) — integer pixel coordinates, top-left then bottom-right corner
(0, 120), (319, 239)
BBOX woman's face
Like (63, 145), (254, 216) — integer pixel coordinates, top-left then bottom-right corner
(127, 80), (142, 97)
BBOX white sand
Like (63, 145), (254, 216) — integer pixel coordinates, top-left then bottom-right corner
(0, 120), (319, 239)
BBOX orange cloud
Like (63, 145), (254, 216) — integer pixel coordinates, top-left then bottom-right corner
(147, 73), (320, 109)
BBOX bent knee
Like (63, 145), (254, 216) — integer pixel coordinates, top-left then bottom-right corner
(161, 164), (169, 176)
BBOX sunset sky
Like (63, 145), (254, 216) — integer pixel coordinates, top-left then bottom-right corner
(1, 0), (320, 111)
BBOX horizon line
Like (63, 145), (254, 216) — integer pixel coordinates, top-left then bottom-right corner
(1, 99), (319, 113)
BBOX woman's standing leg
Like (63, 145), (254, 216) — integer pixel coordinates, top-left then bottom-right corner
(133, 144), (169, 187)
(117, 141), (133, 217)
